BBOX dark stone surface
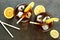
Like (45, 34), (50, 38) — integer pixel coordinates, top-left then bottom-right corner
(0, 0), (60, 40)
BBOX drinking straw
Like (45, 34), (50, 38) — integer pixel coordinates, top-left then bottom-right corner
(1, 22), (14, 38)
(0, 20), (20, 30)
(29, 21), (48, 30)
(30, 21), (40, 25)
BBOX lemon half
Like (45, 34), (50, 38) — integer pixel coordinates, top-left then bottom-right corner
(50, 30), (59, 39)
(4, 7), (14, 19)
(34, 5), (46, 15)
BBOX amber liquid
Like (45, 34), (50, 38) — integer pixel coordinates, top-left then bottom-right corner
(14, 4), (32, 23)
(34, 12), (53, 32)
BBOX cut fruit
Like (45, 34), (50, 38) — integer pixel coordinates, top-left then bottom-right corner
(26, 12), (32, 18)
(4, 7), (14, 19)
(46, 18), (60, 24)
(24, 2), (35, 12)
(34, 5), (46, 15)
(50, 30), (59, 39)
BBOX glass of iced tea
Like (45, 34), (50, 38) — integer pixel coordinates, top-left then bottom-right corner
(14, 4), (32, 23)
(34, 12), (53, 32)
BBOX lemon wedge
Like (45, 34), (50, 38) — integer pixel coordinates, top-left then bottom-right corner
(50, 30), (59, 39)
(24, 2), (35, 12)
(46, 18), (60, 24)
(34, 5), (46, 15)
(4, 7), (14, 19)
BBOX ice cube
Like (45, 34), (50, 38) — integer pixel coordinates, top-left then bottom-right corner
(42, 25), (49, 30)
(18, 5), (25, 11)
(17, 12), (23, 18)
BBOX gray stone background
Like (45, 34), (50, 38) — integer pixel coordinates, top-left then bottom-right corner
(0, 0), (60, 40)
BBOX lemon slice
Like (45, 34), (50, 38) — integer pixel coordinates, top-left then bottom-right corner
(34, 5), (46, 15)
(46, 18), (60, 24)
(4, 7), (14, 19)
(50, 30), (59, 39)
(24, 2), (35, 12)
